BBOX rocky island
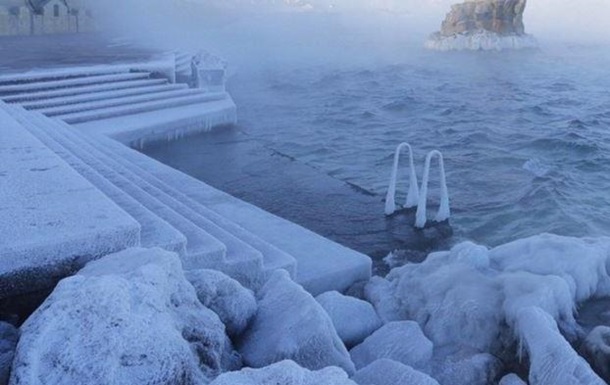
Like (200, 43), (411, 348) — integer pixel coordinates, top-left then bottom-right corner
(425, 0), (538, 51)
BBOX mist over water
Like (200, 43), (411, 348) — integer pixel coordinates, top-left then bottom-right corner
(98, 1), (610, 248)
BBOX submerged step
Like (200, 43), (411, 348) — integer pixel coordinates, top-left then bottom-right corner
(2, 79), (168, 103)
(0, 72), (151, 96)
(57, 92), (226, 124)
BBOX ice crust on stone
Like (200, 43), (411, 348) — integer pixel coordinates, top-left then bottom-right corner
(364, 234), (610, 385)
(425, 30), (538, 52)
(239, 270), (355, 375)
(209, 360), (356, 385)
(351, 359), (439, 385)
(583, 326), (610, 381)
(186, 269), (257, 338)
(316, 291), (382, 348)
(430, 348), (501, 385)
(9, 248), (240, 385)
(0, 322), (18, 385)
(349, 321), (433, 371)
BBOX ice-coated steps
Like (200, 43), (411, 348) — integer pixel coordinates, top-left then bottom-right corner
(21, 83), (188, 110)
(70, 123), (298, 278)
(19, 109), (228, 269)
(0, 72), (151, 95)
(38, 88), (201, 116)
(0, 107), (141, 298)
(5, 106), (188, 256)
(29, 112), (274, 284)
(3, 78), (168, 103)
(56, 92), (228, 124)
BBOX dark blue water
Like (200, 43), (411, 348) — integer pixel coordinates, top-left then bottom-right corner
(227, 43), (610, 247)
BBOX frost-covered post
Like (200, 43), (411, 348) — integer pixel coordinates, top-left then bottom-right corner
(385, 142), (419, 215)
(190, 53), (202, 89)
(190, 51), (226, 93)
(415, 150), (450, 228)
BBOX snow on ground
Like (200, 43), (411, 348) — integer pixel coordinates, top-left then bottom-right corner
(9, 248), (240, 385)
(238, 270), (356, 375)
(364, 234), (610, 384)
(209, 360), (356, 385)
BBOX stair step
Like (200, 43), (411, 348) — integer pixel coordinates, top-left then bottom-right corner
(0, 105), (140, 298)
(76, 126), (299, 280)
(57, 92), (226, 124)
(39, 88), (205, 117)
(22, 109), (229, 269)
(3, 79), (168, 103)
(21, 83), (188, 110)
(0, 68), (129, 85)
(0, 72), (151, 95)
(5, 105), (188, 258)
(41, 117), (269, 283)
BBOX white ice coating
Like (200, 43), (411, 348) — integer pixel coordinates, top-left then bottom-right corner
(385, 142), (420, 216)
(415, 150), (450, 229)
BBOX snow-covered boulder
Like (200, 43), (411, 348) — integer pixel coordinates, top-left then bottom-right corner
(210, 360), (356, 385)
(239, 270), (355, 374)
(516, 307), (605, 385)
(582, 326), (610, 382)
(350, 321), (433, 371)
(0, 322), (18, 385)
(499, 373), (527, 385)
(9, 248), (240, 385)
(431, 348), (501, 385)
(186, 269), (257, 338)
(351, 359), (439, 385)
(316, 291), (382, 348)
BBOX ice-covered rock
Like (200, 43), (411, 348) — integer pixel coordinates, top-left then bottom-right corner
(499, 373), (527, 385)
(316, 291), (382, 348)
(350, 321), (433, 371)
(426, 0), (538, 51)
(582, 325), (610, 382)
(351, 359), (439, 385)
(431, 348), (501, 385)
(516, 307), (605, 385)
(10, 248), (240, 385)
(209, 360), (356, 385)
(186, 269), (257, 338)
(239, 270), (355, 374)
(0, 322), (18, 385)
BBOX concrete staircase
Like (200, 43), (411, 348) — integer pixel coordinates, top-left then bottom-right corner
(1, 103), (372, 296)
(0, 66), (235, 144)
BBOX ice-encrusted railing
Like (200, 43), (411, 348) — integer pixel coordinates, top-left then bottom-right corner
(385, 144), (451, 228)
(385, 142), (419, 216)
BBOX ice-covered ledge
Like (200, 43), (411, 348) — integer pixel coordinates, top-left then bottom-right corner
(425, 30), (538, 51)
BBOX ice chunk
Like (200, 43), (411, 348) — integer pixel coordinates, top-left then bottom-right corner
(499, 373), (527, 385)
(239, 270), (355, 374)
(9, 248), (239, 385)
(210, 360), (356, 385)
(0, 322), (18, 385)
(363, 276), (403, 323)
(350, 321), (433, 371)
(352, 359), (439, 385)
(516, 307), (605, 385)
(316, 291), (382, 348)
(186, 269), (257, 338)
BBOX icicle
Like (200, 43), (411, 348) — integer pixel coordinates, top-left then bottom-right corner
(415, 150), (450, 228)
(385, 142), (419, 216)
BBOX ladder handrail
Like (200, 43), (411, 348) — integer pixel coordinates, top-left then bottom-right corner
(415, 150), (450, 228)
(385, 142), (420, 215)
